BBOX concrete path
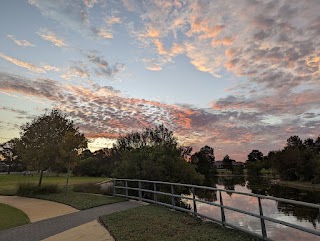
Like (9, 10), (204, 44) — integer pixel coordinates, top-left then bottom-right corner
(0, 200), (142, 241)
(0, 196), (78, 222)
(42, 220), (114, 241)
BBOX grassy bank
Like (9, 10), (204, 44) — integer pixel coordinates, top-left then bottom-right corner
(28, 192), (126, 210)
(0, 174), (108, 195)
(0, 203), (30, 230)
(101, 205), (256, 241)
(273, 180), (320, 191)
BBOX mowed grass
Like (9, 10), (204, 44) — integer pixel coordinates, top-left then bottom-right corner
(0, 174), (108, 195)
(101, 205), (256, 241)
(30, 192), (126, 210)
(0, 203), (30, 230)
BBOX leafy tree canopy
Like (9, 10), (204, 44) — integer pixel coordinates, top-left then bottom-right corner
(16, 109), (87, 186)
(246, 150), (263, 163)
(114, 124), (177, 151)
(113, 125), (203, 184)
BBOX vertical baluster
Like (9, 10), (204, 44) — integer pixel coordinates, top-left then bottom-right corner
(219, 191), (226, 226)
(258, 197), (267, 240)
(191, 187), (197, 215)
(154, 183), (157, 204)
(125, 180), (128, 197)
(138, 181), (142, 201)
(112, 179), (115, 196)
(171, 184), (175, 208)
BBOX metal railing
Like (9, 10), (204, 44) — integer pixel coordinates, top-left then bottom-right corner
(112, 178), (320, 240)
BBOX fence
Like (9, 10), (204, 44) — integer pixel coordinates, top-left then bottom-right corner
(113, 178), (320, 241)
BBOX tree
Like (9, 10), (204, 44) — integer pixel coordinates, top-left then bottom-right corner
(112, 125), (203, 184)
(285, 135), (304, 149)
(17, 109), (87, 187)
(222, 155), (233, 172)
(191, 145), (216, 182)
(0, 138), (20, 174)
(247, 150), (263, 163)
(304, 138), (314, 150)
(114, 124), (177, 151)
(59, 130), (87, 192)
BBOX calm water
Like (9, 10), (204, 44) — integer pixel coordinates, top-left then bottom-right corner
(183, 176), (320, 241)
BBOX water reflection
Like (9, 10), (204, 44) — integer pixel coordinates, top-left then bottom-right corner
(184, 176), (320, 241)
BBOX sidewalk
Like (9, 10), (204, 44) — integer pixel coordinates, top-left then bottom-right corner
(0, 196), (78, 222)
(0, 197), (142, 241)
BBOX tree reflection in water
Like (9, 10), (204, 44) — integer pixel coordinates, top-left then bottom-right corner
(246, 176), (320, 229)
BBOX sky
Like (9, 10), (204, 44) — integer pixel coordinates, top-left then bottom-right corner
(0, 0), (319, 161)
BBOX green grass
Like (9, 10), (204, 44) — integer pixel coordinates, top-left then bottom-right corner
(29, 192), (126, 210)
(0, 174), (108, 195)
(217, 169), (233, 175)
(101, 205), (257, 241)
(0, 203), (30, 230)
(274, 180), (320, 191)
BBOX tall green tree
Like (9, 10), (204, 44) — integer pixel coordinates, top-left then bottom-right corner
(222, 155), (233, 172)
(285, 135), (304, 149)
(17, 109), (87, 187)
(59, 131), (87, 192)
(0, 138), (19, 174)
(191, 145), (216, 182)
(247, 150), (263, 163)
(114, 124), (177, 151)
(113, 125), (203, 184)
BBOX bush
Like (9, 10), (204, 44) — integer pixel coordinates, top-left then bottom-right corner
(16, 183), (60, 196)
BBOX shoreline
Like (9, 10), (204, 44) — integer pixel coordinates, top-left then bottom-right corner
(215, 174), (320, 192)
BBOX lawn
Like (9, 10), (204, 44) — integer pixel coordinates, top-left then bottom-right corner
(101, 205), (256, 241)
(0, 174), (109, 195)
(0, 203), (30, 230)
(30, 192), (126, 210)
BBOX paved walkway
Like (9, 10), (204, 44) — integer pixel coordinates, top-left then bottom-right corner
(0, 201), (142, 241)
(0, 196), (78, 222)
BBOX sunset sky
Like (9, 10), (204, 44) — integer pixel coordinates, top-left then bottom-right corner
(0, 0), (319, 161)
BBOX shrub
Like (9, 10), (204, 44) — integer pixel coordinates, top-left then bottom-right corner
(16, 183), (60, 196)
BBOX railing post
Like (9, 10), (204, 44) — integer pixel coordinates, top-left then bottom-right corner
(171, 184), (175, 208)
(191, 187), (197, 215)
(138, 181), (142, 201)
(125, 180), (128, 197)
(112, 179), (115, 196)
(219, 191), (226, 226)
(154, 183), (157, 204)
(258, 197), (267, 240)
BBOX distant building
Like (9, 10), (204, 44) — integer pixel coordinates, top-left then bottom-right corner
(213, 160), (244, 169)
(213, 161), (224, 168)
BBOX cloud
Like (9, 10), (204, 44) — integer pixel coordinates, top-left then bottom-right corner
(43, 65), (60, 72)
(0, 72), (61, 101)
(124, 0), (319, 84)
(87, 52), (125, 78)
(60, 63), (90, 80)
(91, 28), (113, 39)
(105, 16), (122, 25)
(7, 35), (34, 47)
(0, 106), (28, 115)
(0, 52), (45, 73)
(1, 71), (319, 161)
(83, 0), (98, 8)
(37, 29), (67, 47)
(29, 0), (119, 41)
(29, 0), (89, 28)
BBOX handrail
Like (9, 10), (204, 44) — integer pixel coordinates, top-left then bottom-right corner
(112, 178), (320, 240)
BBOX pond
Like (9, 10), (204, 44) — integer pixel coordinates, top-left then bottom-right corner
(183, 176), (320, 241)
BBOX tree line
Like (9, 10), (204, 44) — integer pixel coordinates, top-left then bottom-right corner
(246, 135), (320, 183)
(1, 109), (319, 186)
